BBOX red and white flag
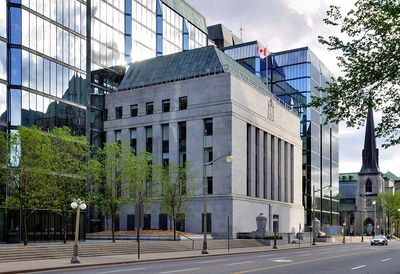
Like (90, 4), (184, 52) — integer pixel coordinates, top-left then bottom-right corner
(257, 47), (268, 58)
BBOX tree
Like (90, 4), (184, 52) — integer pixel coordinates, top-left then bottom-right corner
(0, 131), (9, 198)
(48, 127), (91, 244)
(96, 142), (125, 242)
(312, 0), (400, 147)
(158, 163), (198, 240)
(5, 127), (53, 245)
(376, 192), (400, 236)
(121, 147), (159, 223)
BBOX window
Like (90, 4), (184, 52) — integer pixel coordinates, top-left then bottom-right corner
(365, 197), (372, 207)
(162, 99), (170, 112)
(204, 147), (213, 163)
(114, 130), (122, 143)
(145, 126), (153, 153)
(130, 104), (138, 117)
(204, 118), (213, 136)
(207, 177), (213, 195)
(130, 128), (137, 155)
(104, 109), (108, 121)
(365, 179), (372, 193)
(146, 102), (154, 115)
(115, 106), (123, 119)
(179, 96), (187, 110)
(162, 124), (169, 154)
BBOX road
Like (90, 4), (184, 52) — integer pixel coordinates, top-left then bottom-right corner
(35, 241), (400, 274)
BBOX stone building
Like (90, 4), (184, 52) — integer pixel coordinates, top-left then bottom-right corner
(104, 46), (304, 237)
(339, 108), (399, 236)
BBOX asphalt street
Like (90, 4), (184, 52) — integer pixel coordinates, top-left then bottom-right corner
(35, 241), (400, 274)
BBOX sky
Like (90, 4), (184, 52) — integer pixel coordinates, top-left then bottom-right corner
(186, 0), (400, 176)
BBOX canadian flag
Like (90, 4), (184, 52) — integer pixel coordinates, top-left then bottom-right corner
(258, 47), (268, 58)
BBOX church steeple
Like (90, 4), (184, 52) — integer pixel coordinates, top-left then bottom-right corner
(359, 107), (381, 175)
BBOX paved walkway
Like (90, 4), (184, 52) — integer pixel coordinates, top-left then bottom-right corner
(0, 241), (357, 274)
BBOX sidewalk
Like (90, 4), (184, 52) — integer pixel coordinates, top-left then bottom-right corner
(0, 241), (356, 274)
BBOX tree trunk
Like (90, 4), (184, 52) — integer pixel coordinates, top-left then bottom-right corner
(22, 208), (28, 246)
(173, 219), (176, 241)
(63, 212), (68, 244)
(111, 213), (116, 243)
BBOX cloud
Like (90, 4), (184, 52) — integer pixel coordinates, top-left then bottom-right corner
(186, 0), (399, 177)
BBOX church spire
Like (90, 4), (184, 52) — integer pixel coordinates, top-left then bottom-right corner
(359, 107), (381, 175)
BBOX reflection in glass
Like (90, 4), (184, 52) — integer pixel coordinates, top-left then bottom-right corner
(0, 84), (6, 124)
(0, 41), (6, 80)
(10, 7), (22, 45)
(10, 48), (22, 85)
(10, 89), (22, 126)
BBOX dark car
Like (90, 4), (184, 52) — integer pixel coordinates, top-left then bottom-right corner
(371, 235), (388, 246)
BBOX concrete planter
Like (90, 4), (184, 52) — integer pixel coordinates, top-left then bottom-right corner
(315, 237), (336, 243)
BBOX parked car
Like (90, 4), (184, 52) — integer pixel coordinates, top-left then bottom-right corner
(371, 235), (388, 246)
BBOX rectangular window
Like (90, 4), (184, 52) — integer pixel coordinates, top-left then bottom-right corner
(10, 48), (22, 85)
(145, 126), (153, 153)
(130, 128), (137, 155)
(162, 124), (169, 154)
(130, 104), (138, 117)
(162, 99), (170, 112)
(114, 130), (122, 143)
(204, 118), (213, 136)
(104, 109), (108, 121)
(115, 106), (123, 119)
(146, 102), (154, 115)
(204, 147), (213, 163)
(10, 8), (22, 45)
(207, 177), (213, 195)
(179, 96), (187, 110)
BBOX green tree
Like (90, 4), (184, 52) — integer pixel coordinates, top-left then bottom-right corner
(312, 0), (400, 147)
(158, 163), (198, 240)
(48, 127), (91, 244)
(376, 192), (400, 236)
(96, 142), (125, 242)
(0, 131), (9, 199)
(5, 127), (53, 245)
(121, 147), (159, 229)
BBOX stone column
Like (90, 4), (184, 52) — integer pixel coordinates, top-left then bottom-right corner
(258, 129), (264, 199)
(265, 133), (272, 200)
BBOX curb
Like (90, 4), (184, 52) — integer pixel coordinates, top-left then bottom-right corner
(0, 242), (359, 274)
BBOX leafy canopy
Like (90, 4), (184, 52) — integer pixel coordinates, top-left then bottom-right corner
(312, 0), (400, 147)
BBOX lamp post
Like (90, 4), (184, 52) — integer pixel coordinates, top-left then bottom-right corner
(312, 185), (332, 246)
(342, 220), (346, 243)
(397, 209), (400, 237)
(372, 200), (377, 236)
(202, 154), (233, 254)
(70, 199), (87, 264)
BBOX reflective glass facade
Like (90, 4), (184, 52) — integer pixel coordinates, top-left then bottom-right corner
(1, 0), (208, 242)
(269, 48), (339, 227)
(5, 0), (87, 135)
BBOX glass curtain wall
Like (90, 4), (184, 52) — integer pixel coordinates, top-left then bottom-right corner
(90, 0), (125, 147)
(8, 0), (87, 135)
(268, 48), (339, 227)
(0, 0), (6, 129)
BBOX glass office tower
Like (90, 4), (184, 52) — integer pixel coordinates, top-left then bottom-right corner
(220, 42), (339, 227)
(0, 0), (207, 242)
(269, 48), (339, 227)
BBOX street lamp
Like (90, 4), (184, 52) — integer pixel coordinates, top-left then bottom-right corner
(342, 221), (346, 243)
(312, 185), (332, 246)
(372, 200), (377, 236)
(202, 154), (233, 254)
(70, 199), (87, 264)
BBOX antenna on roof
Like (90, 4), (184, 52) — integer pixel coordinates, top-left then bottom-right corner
(239, 24), (245, 41)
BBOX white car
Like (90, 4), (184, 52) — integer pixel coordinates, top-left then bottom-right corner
(371, 235), (388, 246)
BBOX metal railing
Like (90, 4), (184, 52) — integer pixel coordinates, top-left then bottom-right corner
(176, 232), (195, 249)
